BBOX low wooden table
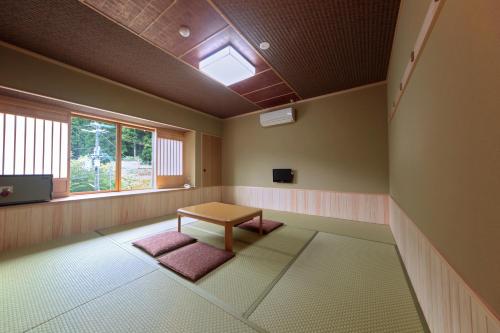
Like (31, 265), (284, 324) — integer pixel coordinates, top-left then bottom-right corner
(177, 202), (262, 252)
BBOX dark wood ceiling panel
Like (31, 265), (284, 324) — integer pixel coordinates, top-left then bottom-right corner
(83, 0), (176, 34)
(129, 0), (176, 33)
(81, 0), (294, 109)
(229, 69), (282, 95)
(0, 0), (257, 118)
(212, 0), (400, 99)
(98, 0), (149, 26)
(0, 0), (401, 118)
(141, 0), (228, 56)
(243, 82), (292, 103)
(84, 0), (107, 8)
(256, 93), (299, 109)
(181, 26), (269, 74)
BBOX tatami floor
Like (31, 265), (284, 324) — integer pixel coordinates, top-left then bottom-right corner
(0, 210), (429, 333)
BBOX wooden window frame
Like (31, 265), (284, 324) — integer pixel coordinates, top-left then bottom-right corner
(70, 113), (157, 195)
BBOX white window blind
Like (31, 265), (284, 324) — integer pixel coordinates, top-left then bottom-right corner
(157, 138), (183, 176)
(0, 113), (69, 178)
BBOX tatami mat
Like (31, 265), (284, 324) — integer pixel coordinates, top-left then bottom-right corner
(190, 221), (315, 256)
(2, 210), (426, 332)
(249, 232), (427, 332)
(29, 271), (257, 333)
(119, 224), (315, 314)
(184, 227), (299, 314)
(262, 209), (395, 244)
(0, 233), (156, 333)
(97, 214), (197, 244)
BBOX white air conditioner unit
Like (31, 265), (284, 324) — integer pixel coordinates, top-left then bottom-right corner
(259, 107), (296, 127)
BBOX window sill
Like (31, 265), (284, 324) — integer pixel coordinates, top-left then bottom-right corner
(55, 187), (195, 202)
(0, 187), (196, 209)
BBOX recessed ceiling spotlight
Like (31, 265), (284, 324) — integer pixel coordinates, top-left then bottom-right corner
(259, 42), (270, 50)
(179, 25), (190, 38)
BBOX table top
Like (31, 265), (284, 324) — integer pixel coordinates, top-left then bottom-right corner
(177, 202), (261, 223)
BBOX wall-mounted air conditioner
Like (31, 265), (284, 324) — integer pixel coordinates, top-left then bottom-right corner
(259, 107), (296, 127)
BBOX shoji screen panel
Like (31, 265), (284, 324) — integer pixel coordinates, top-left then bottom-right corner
(0, 96), (70, 197)
(156, 129), (185, 188)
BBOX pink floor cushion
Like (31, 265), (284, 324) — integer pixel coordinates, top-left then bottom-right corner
(237, 218), (284, 234)
(132, 231), (196, 257)
(157, 242), (235, 282)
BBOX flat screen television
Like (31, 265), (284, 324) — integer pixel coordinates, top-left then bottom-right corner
(273, 169), (293, 183)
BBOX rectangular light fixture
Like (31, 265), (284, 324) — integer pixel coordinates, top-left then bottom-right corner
(199, 46), (255, 86)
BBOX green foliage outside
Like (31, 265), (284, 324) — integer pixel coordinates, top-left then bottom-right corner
(71, 117), (116, 160)
(120, 127), (153, 190)
(121, 127), (152, 164)
(70, 156), (116, 192)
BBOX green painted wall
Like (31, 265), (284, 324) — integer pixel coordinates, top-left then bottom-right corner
(388, 0), (500, 313)
(0, 44), (222, 137)
(222, 84), (389, 193)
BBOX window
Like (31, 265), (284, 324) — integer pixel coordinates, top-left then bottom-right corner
(121, 126), (153, 190)
(70, 116), (158, 193)
(0, 113), (68, 178)
(70, 117), (116, 193)
(0, 95), (188, 197)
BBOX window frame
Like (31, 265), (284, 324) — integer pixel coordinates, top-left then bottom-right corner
(119, 124), (156, 192)
(70, 113), (157, 195)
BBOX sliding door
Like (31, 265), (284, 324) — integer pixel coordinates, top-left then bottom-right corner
(201, 134), (221, 187)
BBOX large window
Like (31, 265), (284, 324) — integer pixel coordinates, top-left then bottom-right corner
(121, 126), (153, 190)
(70, 116), (155, 193)
(0, 95), (186, 197)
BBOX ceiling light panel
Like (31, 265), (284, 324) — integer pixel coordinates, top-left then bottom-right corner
(199, 46), (255, 86)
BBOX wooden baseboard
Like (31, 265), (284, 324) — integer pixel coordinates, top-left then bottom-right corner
(221, 185), (388, 224)
(389, 198), (499, 332)
(0, 186), (221, 252)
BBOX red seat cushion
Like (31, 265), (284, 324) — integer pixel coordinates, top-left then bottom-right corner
(237, 218), (284, 234)
(133, 231), (196, 257)
(157, 242), (234, 282)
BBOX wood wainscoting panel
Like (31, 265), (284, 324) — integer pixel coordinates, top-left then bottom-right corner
(0, 186), (221, 252)
(389, 198), (500, 333)
(221, 186), (388, 224)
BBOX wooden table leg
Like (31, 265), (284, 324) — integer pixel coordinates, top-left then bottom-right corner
(225, 224), (233, 252)
(259, 212), (263, 235)
(177, 214), (182, 232)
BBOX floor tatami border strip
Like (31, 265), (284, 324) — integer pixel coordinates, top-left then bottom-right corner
(243, 231), (319, 319)
(25, 269), (159, 332)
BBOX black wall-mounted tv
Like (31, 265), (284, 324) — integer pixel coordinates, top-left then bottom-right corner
(273, 169), (294, 183)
